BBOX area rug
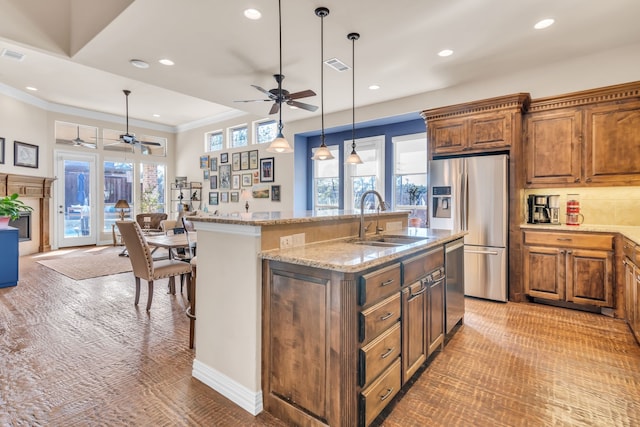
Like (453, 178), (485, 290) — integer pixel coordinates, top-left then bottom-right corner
(36, 246), (132, 280)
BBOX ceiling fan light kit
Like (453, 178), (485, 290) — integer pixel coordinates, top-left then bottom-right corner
(346, 32), (363, 165)
(311, 6), (335, 161)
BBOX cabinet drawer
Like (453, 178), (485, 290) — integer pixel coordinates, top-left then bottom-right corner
(359, 263), (401, 306)
(359, 322), (401, 387)
(523, 231), (613, 250)
(359, 293), (401, 344)
(402, 247), (444, 285)
(359, 358), (401, 427)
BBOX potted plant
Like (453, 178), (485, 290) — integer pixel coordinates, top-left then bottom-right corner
(0, 193), (34, 228)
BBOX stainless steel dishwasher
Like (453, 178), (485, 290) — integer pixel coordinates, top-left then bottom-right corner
(445, 238), (465, 334)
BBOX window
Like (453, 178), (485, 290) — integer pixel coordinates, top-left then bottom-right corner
(139, 135), (167, 156)
(229, 125), (248, 148)
(312, 145), (340, 210)
(344, 136), (385, 210)
(206, 130), (224, 152)
(255, 120), (278, 145)
(140, 162), (166, 213)
(392, 133), (428, 226)
(102, 128), (134, 153)
(54, 121), (97, 149)
(103, 160), (133, 232)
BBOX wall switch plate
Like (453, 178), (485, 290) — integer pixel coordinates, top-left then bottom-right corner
(386, 221), (402, 231)
(280, 235), (293, 249)
(292, 233), (305, 247)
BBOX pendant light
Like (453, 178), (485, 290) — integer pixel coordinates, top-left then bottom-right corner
(267, 0), (294, 154)
(311, 7), (335, 161)
(345, 32), (363, 165)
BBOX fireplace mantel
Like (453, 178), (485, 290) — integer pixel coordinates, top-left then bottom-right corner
(0, 173), (56, 252)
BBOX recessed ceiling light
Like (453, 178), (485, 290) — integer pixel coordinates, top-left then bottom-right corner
(25, 86), (37, 91)
(369, 84), (380, 90)
(152, 114), (160, 118)
(158, 58), (174, 66)
(244, 8), (261, 20)
(534, 18), (555, 29)
(130, 59), (149, 69)
(438, 49), (454, 57)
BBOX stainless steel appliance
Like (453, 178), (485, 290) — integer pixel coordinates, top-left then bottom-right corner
(429, 154), (508, 302)
(547, 195), (561, 224)
(445, 238), (465, 334)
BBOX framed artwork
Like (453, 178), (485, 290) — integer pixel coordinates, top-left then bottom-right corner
(220, 152), (228, 163)
(209, 175), (218, 189)
(252, 184), (270, 199)
(210, 156), (218, 171)
(271, 185), (281, 202)
(203, 169), (210, 180)
(14, 141), (39, 168)
(199, 155), (209, 169)
(219, 164), (231, 189)
(232, 152), (240, 171)
(220, 192), (229, 203)
(232, 174), (240, 190)
(260, 157), (274, 182)
(249, 150), (258, 169)
(0, 137), (4, 164)
(253, 171), (260, 184)
(209, 191), (219, 205)
(240, 151), (249, 170)
(231, 191), (239, 203)
(175, 176), (187, 188)
(242, 173), (252, 187)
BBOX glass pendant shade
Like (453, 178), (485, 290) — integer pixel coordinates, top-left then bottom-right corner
(267, 128), (293, 153)
(312, 142), (334, 160)
(346, 143), (363, 164)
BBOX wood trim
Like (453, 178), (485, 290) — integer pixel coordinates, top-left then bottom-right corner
(528, 80), (640, 113)
(420, 93), (531, 121)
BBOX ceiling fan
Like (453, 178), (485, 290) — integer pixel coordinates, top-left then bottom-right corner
(61, 126), (96, 148)
(235, 73), (318, 115)
(105, 90), (162, 147)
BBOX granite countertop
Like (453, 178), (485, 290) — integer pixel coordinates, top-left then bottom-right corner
(520, 223), (640, 245)
(187, 209), (408, 226)
(261, 228), (465, 273)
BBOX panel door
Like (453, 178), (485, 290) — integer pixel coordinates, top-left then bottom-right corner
(469, 112), (511, 151)
(430, 118), (468, 155)
(427, 274), (445, 355)
(625, 260), (635, 327)
(523, 245), (565, 300)
(401, 281), (427, 384)
(525, 109), (582, 186)
(565, 248), (614, 307)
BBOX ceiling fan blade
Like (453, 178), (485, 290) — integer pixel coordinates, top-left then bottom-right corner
(234, 98), (272, 103)
(269, 103), (280, 115)
(288, 89), (316, 100)
(140, 140), (162, 146)
(252, 85), (277, 100)
(287, 100), (318, 112)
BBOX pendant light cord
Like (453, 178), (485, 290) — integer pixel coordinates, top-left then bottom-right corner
(278, 0), (283, 134)
(320, 9), (326, 145)
(351, 35), (355, 149)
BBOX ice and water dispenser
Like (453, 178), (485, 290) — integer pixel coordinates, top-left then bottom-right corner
(432, 186), (452, 218)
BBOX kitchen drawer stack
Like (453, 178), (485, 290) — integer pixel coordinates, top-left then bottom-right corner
(357, 263), (402, 427)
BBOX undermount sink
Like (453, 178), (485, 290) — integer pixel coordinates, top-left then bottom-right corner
(350, 235), (434, 247)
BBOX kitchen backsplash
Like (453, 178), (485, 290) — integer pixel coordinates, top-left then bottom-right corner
(522, 187), (640, 226)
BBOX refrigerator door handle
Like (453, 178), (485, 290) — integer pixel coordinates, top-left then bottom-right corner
(464, 249), (499, 256)
(460, 168), (468, 231)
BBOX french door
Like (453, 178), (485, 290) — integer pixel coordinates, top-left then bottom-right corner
(55, 151), (98, 247)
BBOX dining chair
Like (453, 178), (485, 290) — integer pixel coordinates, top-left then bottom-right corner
(116, 220), (192, 311)
(171, 217), (196, 293)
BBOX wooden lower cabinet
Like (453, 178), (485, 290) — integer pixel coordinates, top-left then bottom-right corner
(401, 281), (427, 383)
(427, 269), (446, 355)
(523, 230), (615, 308)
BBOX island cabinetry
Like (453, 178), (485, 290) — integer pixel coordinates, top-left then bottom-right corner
(523, 230), (615, 308)
(524, 82), (640, 187)
(622, 237), (640, 343)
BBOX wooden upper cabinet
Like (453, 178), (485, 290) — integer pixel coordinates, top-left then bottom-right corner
(524, 81), (640, 188)
(422, 93), (530, 158)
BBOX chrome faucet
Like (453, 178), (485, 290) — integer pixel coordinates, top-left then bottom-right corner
(359, 190), (387, 239)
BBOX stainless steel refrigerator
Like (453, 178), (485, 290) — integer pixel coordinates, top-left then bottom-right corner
(429, 154), (508, 302)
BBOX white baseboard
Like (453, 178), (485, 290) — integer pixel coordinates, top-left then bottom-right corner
(192, 359), (263, 416)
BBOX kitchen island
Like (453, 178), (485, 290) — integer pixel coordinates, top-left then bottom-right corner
(188, 210), (463, 425)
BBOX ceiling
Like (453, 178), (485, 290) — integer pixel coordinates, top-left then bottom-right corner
(1, 0), (639, 130)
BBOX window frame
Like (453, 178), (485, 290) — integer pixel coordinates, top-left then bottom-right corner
(228, 124), (249, 148)
(312, 144), (340, 210)
(392, 132), (428, 226)
(343, 135), (386, 210)
(205, 130), (224, 152)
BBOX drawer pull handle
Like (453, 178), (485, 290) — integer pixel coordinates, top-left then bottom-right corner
(380, 312), (394, 321)
(380, 388), (394, 401)
(408, 286), (428, 301)
(380, 279), (395, 287)
(556, 238), (572, 242)
(380, 347), (395, 359)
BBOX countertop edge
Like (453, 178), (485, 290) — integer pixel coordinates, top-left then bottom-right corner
(520, 223), (640, 245)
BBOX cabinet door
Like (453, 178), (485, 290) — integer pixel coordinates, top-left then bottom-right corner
(565, 249), (614, 307)
(523, 245), (565, 300)
(469, 112), (511, 151)
(525, 109), (582, 186)
(625, 260), (635, 327)
(430, 118), (468, 155)
(635, 272), (640, 343)
(401, 282), (428, 384)
(584, 101), (640, 185)
(427, 273), (445, 356)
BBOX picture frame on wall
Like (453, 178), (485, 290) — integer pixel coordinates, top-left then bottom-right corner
(0, 137), (4, 164)
(210, 156), (218, 171)
(220, 152), (228, 163)
(220, 192), (229, 203)
(199, 155), (209, 169)
(219, 164), (231, 189)
(240, 151), (249, 170)
(209, 191), (219, 205)
(249, 150), (258, 169)
(175, 176), (188, 188)
(232, 174), (240, 190)
(242, 173), (252, 187)
(260, 157), (274, 182)
(203, 169), (210, 180)
(271, 185), (281, 202)
(209, 175), (217, 189)
(231, 191), (239, 203)
(14, 141), (39, 168)
(232, 152), (240, 171)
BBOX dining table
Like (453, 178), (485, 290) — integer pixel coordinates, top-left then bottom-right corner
(145, 232), (197, 259)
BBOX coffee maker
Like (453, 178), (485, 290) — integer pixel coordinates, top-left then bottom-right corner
(547, 195), (561, 224)
(527, 194), (551, 224)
